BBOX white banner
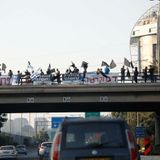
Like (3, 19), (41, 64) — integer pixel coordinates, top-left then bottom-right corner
(33, 75), (52, 85)
(0, 76), (10, 85)
(84, 72), (118, 84)
(62, 72), (119, 85)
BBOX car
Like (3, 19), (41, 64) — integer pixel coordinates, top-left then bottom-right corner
(0, 145), (17, 159)
(16, 144), (27, 155)
(38, 142), (52, 159)
(51, 117), (139, 160)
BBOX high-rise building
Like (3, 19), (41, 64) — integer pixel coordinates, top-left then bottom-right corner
(130, 3), (159, 73)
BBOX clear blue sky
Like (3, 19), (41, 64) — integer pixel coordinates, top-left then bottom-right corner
(0, 0), (157, 74)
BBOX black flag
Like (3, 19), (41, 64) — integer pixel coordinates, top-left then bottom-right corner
(81, 61), (88, 68)
(101, 61), (109, 67)
(130, 61), (134, 68)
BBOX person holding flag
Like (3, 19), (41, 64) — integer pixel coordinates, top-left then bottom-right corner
(81, 61), (88, 82)
(101, 61), (110, 74)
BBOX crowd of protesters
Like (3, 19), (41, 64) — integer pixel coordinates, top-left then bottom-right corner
(0, 61), (159, 85)
(0, 61), (88, 85)
(120, 65), (158, 83)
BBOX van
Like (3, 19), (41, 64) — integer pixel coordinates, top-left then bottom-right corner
(51, 118), (139, 160)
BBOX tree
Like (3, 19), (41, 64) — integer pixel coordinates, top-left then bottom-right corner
(0, 113), (7, 133)
(0, 133), (14, 145)
(33, 128), (49, 143)
(111, 112), (155, 133)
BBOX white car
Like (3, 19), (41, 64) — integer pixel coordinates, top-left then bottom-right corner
(0, 145), (17, 159)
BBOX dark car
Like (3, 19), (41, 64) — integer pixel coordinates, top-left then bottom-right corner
(16, 145), (27, 155)
(38, 142), (52, 159)
(51, 117), (139, 160)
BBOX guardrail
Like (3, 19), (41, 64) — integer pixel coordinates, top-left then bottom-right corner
(17, 73), (160, 85)
(1, 72), (160, 86)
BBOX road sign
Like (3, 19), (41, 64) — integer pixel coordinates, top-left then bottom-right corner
(135, 127), (146, 138)
(85, 112), (100, 118)
(51, 117), (64, 128)
(51, 117), (80, 128)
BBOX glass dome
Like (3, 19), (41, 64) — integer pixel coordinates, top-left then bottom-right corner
(136, 4), (158, 26)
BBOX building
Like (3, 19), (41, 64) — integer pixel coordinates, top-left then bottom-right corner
(130, 3), (159, 73)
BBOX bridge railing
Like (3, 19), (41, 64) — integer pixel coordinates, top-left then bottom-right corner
(20, 73), (160, 85)
(0, 73), (160, 86)
(117, 73), (160, 83)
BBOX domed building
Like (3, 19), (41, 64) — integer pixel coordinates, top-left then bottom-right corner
(130, 3), (160, 73)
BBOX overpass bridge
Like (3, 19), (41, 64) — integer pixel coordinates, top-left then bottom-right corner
(0, 83), (160, 113)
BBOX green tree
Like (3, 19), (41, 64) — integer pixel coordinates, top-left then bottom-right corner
(111, 112), (155, 133)
(34, 128), (49, 143)
(0, 133), (14, 145)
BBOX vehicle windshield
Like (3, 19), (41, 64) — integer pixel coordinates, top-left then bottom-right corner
(64, 122), (125, 149)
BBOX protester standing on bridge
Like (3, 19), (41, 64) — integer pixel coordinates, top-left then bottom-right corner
(81, 61), (88, 82)
(104, 66), (110, 74)
(134, 67), (139, 83)
(8, 69), (13, 78)
(149, 65), (155, 83)
(8, 69), (13, 84)
(40, 69), (44, 75)
(143, 66), (148, 83)
(120, 66), (125, 83)
(56, 68), (61, 84)
(24, 69), (31, 83)
(17, 70), (22, 85)
(126, 68), (130, 78)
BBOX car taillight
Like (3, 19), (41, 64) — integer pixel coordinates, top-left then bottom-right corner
(52, 132), (62, 160)
(126, 129), (138, 160)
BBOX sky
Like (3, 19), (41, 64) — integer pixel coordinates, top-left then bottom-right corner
(0, 0), (158, 74)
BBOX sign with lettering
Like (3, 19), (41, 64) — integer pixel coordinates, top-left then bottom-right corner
(62, 72), (118, 85)
(33, 75), (52, 85)
(135, 127), (146, 138)
(84, 72), (118, 84)
(62, 73), (80, 81)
